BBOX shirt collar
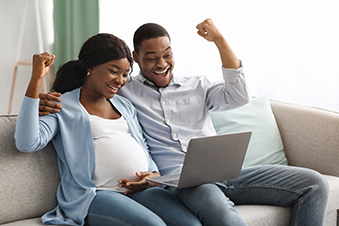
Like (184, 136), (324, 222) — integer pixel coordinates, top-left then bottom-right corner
(135, 72), (182, 87)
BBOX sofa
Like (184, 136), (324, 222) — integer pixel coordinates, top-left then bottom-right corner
(1, 98), (339, 226)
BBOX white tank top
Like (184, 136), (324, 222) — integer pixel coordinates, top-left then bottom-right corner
(87, 113), (149, 192)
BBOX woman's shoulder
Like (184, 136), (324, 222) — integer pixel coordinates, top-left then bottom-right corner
(56, 88), (82, 112)
(112, 94), (133, 106)
(110, 94), (136, 116)
(59, 88), (80, 100)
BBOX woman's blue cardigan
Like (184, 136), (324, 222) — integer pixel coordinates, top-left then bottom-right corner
(15, 88), (158, 225)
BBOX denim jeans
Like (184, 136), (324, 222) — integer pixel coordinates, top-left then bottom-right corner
(85, 187), (202, 226)
(166, 165), (329, 226)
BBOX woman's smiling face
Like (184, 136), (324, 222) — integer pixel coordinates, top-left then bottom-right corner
(133, 36), (174, 88)
(86, 58), (130, 99)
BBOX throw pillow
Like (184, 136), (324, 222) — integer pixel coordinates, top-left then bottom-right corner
(209, 95), (288, 167)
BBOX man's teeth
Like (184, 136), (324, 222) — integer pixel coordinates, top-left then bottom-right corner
(154, 68), (169, 74)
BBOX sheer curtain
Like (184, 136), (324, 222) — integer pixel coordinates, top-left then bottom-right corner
(99, 0), (339, 112)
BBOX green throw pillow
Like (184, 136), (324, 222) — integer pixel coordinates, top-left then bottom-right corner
(209, 95), (288, 167)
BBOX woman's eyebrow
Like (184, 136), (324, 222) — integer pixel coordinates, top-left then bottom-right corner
(109, 64), (120, 70)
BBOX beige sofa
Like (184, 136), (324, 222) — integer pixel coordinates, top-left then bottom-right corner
(1, 100), (339, 226)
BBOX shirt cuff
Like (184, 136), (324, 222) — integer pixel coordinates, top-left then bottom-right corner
(221, 60), (245, 82)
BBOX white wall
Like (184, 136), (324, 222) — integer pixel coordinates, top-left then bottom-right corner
(1, 0), (338, 114)
(100, 0), (339, 112)
(0, 0), (53, 115)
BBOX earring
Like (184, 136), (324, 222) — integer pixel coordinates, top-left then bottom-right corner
(87, 71), (91, 76)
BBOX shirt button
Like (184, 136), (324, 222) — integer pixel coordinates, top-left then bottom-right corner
(162, 101), (166, 105)
(173, 134), (177, 138)
(183, 146), (187, 151)
(166, 119), (170, 123)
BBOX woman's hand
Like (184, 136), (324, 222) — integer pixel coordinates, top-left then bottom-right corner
(26, 52), (55, 99)
(32, 52), (55, 80)
(118, 171), (160, 195)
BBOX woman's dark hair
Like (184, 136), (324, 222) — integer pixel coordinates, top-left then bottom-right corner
(51, 33), (133, 94)
(133, 23), (170, 55)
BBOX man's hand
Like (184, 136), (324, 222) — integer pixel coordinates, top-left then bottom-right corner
(196, 18), (240, 69)
(39, 92), (62, 116)
(118, 171), (160, 195)
(196, 18), (223, 43)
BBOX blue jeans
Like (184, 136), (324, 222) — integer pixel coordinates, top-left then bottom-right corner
(85, 187), (202, 226)
(166, 165), (329, 226)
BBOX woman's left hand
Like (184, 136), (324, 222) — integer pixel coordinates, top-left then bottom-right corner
(118, 171), (160, 195)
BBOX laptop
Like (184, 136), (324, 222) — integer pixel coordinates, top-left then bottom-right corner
(146, 131), (252, 188)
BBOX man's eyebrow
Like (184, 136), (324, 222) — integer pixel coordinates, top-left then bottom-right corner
(145, 46), (171, 56)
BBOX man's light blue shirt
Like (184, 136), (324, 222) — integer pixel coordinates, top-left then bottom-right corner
(118, 65), (250, 175)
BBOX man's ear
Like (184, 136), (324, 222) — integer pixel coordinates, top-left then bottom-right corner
(133, 51), (139, 63)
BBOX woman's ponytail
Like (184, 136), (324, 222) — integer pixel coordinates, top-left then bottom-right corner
(51, 60), (87, 94)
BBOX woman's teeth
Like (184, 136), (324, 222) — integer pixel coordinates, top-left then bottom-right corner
(108, 84), (118, 90)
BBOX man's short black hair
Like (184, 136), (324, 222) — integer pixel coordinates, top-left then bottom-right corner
(133, 23), (171, 54)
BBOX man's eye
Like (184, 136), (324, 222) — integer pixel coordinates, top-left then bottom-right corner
(147, 58), (155, 62)
(164, 53), (172, 58)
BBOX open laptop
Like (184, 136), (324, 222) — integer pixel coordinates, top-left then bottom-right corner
(146, 131), (252, 188)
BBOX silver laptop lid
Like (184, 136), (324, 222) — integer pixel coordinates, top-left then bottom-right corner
(177, 131), (252, 188)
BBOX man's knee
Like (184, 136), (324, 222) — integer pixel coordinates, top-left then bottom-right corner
(307, 170), (329, 197)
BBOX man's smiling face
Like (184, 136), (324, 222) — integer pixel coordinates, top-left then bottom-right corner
(133, 36), (174, 88)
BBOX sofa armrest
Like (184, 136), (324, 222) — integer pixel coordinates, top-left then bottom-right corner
(270, 100), (339, 177)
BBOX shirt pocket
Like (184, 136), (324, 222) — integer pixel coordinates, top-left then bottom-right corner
(172, 95), (205, 123)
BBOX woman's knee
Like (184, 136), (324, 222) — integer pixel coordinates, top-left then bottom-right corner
(87, 190), (166, 226)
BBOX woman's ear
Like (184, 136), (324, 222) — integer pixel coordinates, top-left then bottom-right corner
(87, 68), (93, 76)
(133, 51), (139, 63)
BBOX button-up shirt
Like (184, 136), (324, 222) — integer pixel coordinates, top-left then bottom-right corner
(118, 65), (250, 175)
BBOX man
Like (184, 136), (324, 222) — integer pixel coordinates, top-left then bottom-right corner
(40, 19), (329, 225)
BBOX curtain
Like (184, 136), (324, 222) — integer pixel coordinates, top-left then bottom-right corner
(53, 0), (99, 74)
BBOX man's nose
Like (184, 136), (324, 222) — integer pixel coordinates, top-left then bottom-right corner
(157, 57), (167, 68)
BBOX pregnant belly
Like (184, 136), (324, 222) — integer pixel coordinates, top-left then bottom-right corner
(92, 136), (149, 192)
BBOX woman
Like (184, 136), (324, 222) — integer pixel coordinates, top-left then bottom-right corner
(15, 33), (201, 226)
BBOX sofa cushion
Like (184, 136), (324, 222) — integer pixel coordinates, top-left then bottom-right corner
(1, 218), (43, 226)
(0, 115), (60, 225)
(235, 205), (291, 226)
(209, 95), (288, 167)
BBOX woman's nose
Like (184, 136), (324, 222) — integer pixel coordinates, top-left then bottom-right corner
(114, 74), (126, 85)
